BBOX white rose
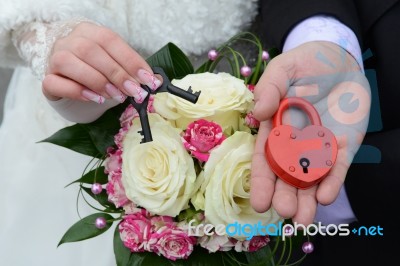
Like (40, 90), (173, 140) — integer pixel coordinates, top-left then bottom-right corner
(153, 72), (254, 133)
(192, 131), (282, 237)
(121, 113), (196, 217)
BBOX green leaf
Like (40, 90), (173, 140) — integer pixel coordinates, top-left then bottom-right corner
(128, 252), (172, 266)
(114, 223), (132, 266)
(40, 124), (101, 158)
(58, 213), (113, 246)
(66, 166), (108, 187)
(122, 245), (226, 266)
(245, 245), (275, 266)
(267, 47), (280, 60)
(40, 102), (126, 158)
(81, 186), (119, 212)
(179, 247), (224, 266)
(194, 60), (212, 74)
(146, 42), (194, 81)
(80, 103), (127, 155)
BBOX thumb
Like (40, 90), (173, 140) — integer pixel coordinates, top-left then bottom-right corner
(253, 54), (295, 121)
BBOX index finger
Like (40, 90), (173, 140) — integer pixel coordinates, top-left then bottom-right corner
(316, 144), (350, 205)
(253, 55), (295, 121)
(82, 24), (160, 88)
(250, 120), (276, 213)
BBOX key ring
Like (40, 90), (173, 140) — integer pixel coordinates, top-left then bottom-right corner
(128, 67), (201, 143)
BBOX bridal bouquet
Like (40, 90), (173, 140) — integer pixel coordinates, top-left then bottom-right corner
(43, 32), (309, 265)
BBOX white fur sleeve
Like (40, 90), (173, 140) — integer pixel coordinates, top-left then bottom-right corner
(125, 0), (259, 57)
(0, 0), (129, 68)
(1, 0), (258, 67)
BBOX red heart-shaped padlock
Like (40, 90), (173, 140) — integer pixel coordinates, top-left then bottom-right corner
(265, 97), (338, 189)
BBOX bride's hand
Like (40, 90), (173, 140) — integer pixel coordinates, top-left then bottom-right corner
(42, 22), (162, 103)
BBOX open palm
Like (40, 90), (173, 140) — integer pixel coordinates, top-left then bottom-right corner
(250, 41), (371, 225)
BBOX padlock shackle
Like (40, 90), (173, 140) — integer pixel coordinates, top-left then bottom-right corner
(273, 97), (322, 127)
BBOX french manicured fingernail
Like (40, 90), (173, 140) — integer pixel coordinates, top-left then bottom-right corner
(137, 69), (162, 91)
(123, 80), (148, 103)
(82, 89), (105, 104)
(105, 83), (126, 103)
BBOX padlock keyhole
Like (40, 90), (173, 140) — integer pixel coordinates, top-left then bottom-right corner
(299, 158), (310, 174)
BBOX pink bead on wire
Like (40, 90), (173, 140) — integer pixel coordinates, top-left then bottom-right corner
(91, 183), (103, 195)
(302, 241), (314, 253)
(284, 226), (294, 237)
(240, 65), (252, 77)
(208, 49), (218, 61)
(95, 217), (107, 229)
(262, 50), (270, 61)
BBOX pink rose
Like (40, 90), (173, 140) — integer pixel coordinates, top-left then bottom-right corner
(234, 236), (270, 252)
(122, 202), (138, 214)
(130, 207), (152, 217)
(198, 235), (235, 253)
(119, 96), (155, 128)
(105, 148), (130, 208)
(244, 112), (260, 128)
(150, 226), (196, 261)
(247, 84), (255, 93)
(119, 212), (152, 252)
(150, 216), (175, 231)
(248, 235), (270, 252)
(104, 149), (122, 174)
(119, 105), (138, 128)
(147, 95), (156, 113)
(182, 119), (225, 162)
(106, 171), (130, 208)
(114, 126), (129, 148)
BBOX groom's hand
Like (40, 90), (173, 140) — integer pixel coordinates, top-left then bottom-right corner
(250, 41), (371, 225)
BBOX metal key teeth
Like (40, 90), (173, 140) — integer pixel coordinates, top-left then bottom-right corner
(188, 86), (201, 96)
(138, 131), (149, 143)
(166, 84), (201, 103)
(185, 86), (201, 100)
(137, 131), (145, 143)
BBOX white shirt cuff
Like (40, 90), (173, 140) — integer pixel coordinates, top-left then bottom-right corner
(283, 15), (364, 72)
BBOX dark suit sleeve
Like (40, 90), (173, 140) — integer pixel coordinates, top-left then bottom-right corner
(260, 0), (362, 50)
